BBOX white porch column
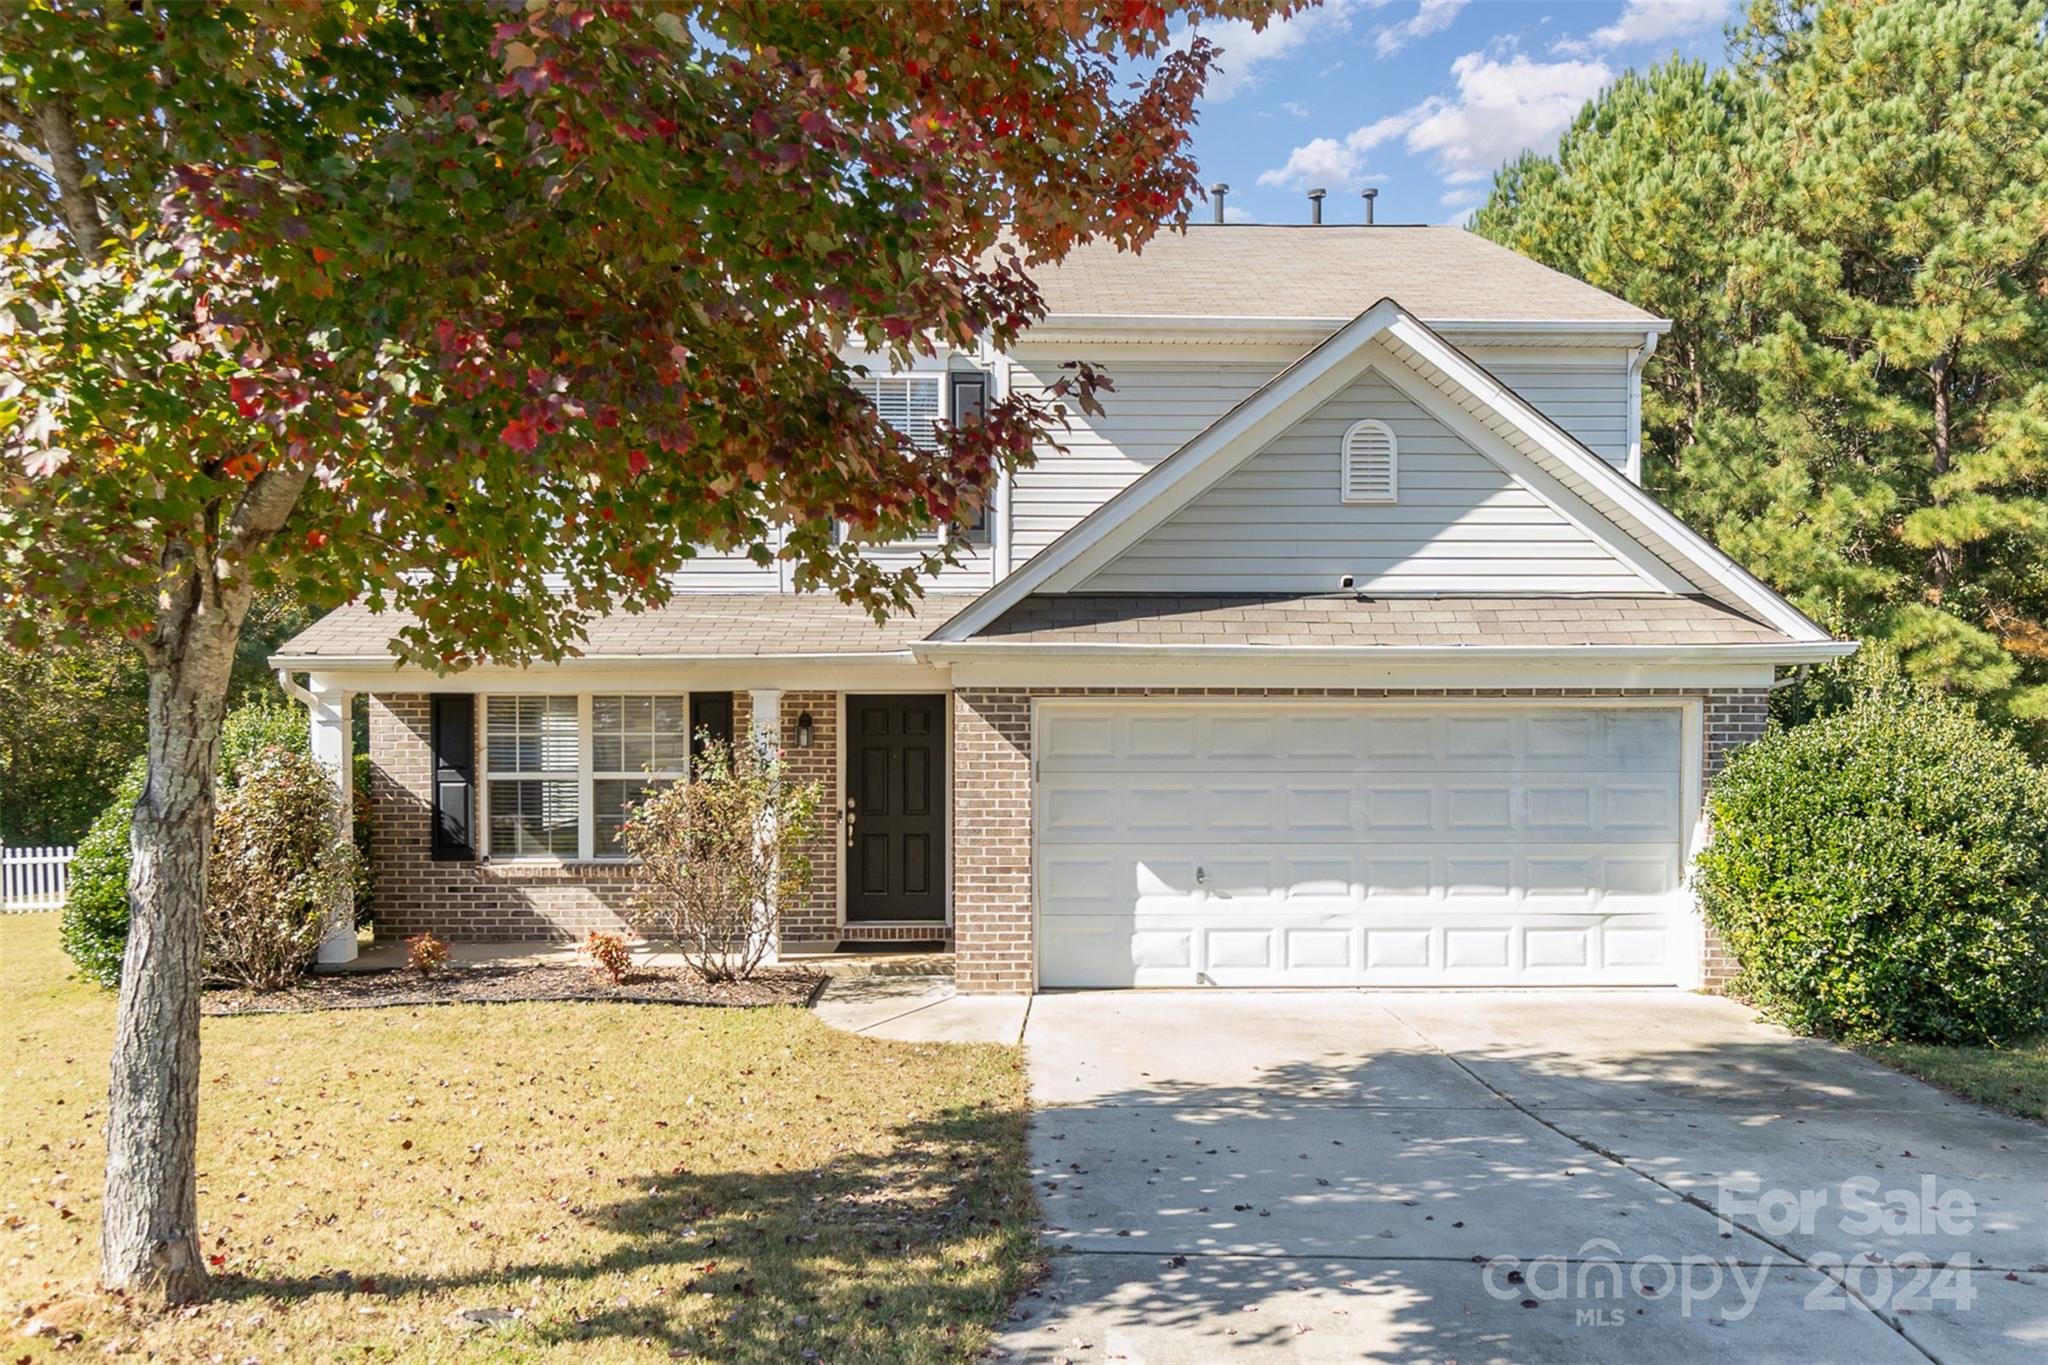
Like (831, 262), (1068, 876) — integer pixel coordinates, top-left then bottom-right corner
(307, 676), (358, 965)
(748, 688), (783, 757)
(746, 688), (783, 963)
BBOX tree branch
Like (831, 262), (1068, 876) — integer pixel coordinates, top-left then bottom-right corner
(32, 99), (109, 263)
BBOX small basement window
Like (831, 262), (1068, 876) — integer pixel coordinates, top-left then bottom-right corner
(1341, 419), (1398, 503)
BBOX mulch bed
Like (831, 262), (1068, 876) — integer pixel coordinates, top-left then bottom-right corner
(201, 961), (827, 1016)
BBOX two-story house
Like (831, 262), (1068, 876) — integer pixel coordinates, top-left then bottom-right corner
(273, 225), (1851, 994)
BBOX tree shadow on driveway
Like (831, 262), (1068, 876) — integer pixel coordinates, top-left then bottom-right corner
(1003, 997), (2047, 1364)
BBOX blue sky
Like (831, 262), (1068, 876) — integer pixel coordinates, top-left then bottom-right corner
(1175, 0), (1738, 226)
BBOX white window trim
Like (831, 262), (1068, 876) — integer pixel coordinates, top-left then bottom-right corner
(1340, 418), (1398, 504)
(590, 694), (690, 860)
(479, 691), (689, 864)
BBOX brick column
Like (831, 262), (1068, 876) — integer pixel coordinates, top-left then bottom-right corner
(952, 689), (1035, 994)
(1699, 686), (1772, 987)
(774, 690), (841, 948)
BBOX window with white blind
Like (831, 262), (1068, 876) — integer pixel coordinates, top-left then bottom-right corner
(850, 373), (942, 450)
(591, 695), (688, 857)
(484, 695), (579, 857)
(482, 694), (693, 860)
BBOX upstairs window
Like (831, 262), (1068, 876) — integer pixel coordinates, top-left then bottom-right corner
(1341, 419), (1398, 503)
(850, 373), (941, 450)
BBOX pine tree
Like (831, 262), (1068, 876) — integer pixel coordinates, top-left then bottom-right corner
(1477, 0), (2048, 733)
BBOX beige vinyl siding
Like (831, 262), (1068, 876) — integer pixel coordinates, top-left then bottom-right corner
(1464, 346), (1631, 469)
(1079, 370), (1654, 594)
(1006, 354), (1288, 566)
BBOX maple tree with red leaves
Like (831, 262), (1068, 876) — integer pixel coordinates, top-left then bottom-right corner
(0, 0), (1299, 1301)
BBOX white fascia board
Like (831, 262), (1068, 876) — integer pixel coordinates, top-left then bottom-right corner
(1380, 316), (1832, 643)
(932, 299), (1407, 642)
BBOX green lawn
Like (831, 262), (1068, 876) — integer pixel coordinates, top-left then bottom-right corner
(0, 915), (1036, 1361)
(1858, 1036), (2048, 1121)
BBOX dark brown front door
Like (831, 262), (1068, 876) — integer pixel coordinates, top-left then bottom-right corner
(845, 694), (946, 922)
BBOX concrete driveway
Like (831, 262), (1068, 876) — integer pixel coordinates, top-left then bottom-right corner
(1001, 992), (2046, 1363)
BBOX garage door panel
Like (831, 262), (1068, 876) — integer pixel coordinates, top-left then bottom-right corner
(1035, 701), (1696, 988)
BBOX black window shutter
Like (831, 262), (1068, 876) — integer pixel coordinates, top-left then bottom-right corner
(690, 692), (735, 772)
(429, 694), (476, 861)
(949, 371), (987, 426)
(948, 371), (991, 537)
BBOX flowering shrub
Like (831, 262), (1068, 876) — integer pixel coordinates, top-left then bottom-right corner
(204, 745), (358, 992)
(406, 932), (450, 977)
(583, 930), (632, 986)
(624, 736), (820, 982)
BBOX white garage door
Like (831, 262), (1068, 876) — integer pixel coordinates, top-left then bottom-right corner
(1034, 702), (1696, 988)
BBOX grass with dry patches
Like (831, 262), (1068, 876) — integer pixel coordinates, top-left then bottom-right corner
(1, 915), (1036, 1361)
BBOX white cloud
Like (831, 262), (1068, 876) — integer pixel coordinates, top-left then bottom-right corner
(1257, 137), (1360, 190)
(1439, 187), (1486, 208)
(1403, 51), (1612, 182)
(1259, 48), (1608, 192)
(1256, 110), (1417, 190)
(1375, 0), (1469, 57)
(1555, 0), (1732, 54)
(1182, 0), (1362, 101)
(1277, 99), (1312, 119)
(1222, 205), (1261, 224)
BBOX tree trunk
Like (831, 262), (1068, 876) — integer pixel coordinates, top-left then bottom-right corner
(100, 613), (241, 1301)
(99, 468), (306, 1301)
(1928, 349), (1957, 596)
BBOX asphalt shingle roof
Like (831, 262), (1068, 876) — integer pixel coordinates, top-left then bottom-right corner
(277, 591), (1789, 662)
(1022, 226), (1660, 326)
(975, 594), (1788, 648)
(274, 594), (976, 661)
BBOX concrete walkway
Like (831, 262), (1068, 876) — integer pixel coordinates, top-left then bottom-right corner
(809, 967), (1030, 1044)
(1004, 991), (2046, 1363)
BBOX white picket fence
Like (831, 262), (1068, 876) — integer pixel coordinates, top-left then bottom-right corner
(2, 844), (76, 911)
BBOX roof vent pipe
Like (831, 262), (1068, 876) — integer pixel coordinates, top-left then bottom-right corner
(1210, 182), (1230, 224)
(1362, 187), (1378, 225)
(1307, 187), (1326, 224)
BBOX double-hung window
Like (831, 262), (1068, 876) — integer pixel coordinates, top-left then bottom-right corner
(591, 695), (688, 857)
(850, 373), (942, 451)
(484, 696), (579, 857)
(849, 369), (991, 541)
(482, 694), (689, 860)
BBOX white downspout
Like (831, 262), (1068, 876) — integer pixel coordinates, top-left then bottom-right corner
(1625, 327), (1660, 486)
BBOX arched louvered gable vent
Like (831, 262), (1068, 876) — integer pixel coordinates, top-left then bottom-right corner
(1341, 419), (1398, 503)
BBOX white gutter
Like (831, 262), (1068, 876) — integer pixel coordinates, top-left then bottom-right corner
(1624, 327), (1661, 485)
(913, 640), (1858, 665)
(275, 667), (317, 707)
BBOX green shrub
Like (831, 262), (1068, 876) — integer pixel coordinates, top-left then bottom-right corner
(58, 697), (314, 987)
(58, 757), (146, 989)
(205, 746), (357, 991)
(1696, 675), (2048, 1045)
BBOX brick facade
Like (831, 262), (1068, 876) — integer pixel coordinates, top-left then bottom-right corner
(366, 690), (846, 947)
(950, 685), (1774, 995)
(368, 682), (1771, 987)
